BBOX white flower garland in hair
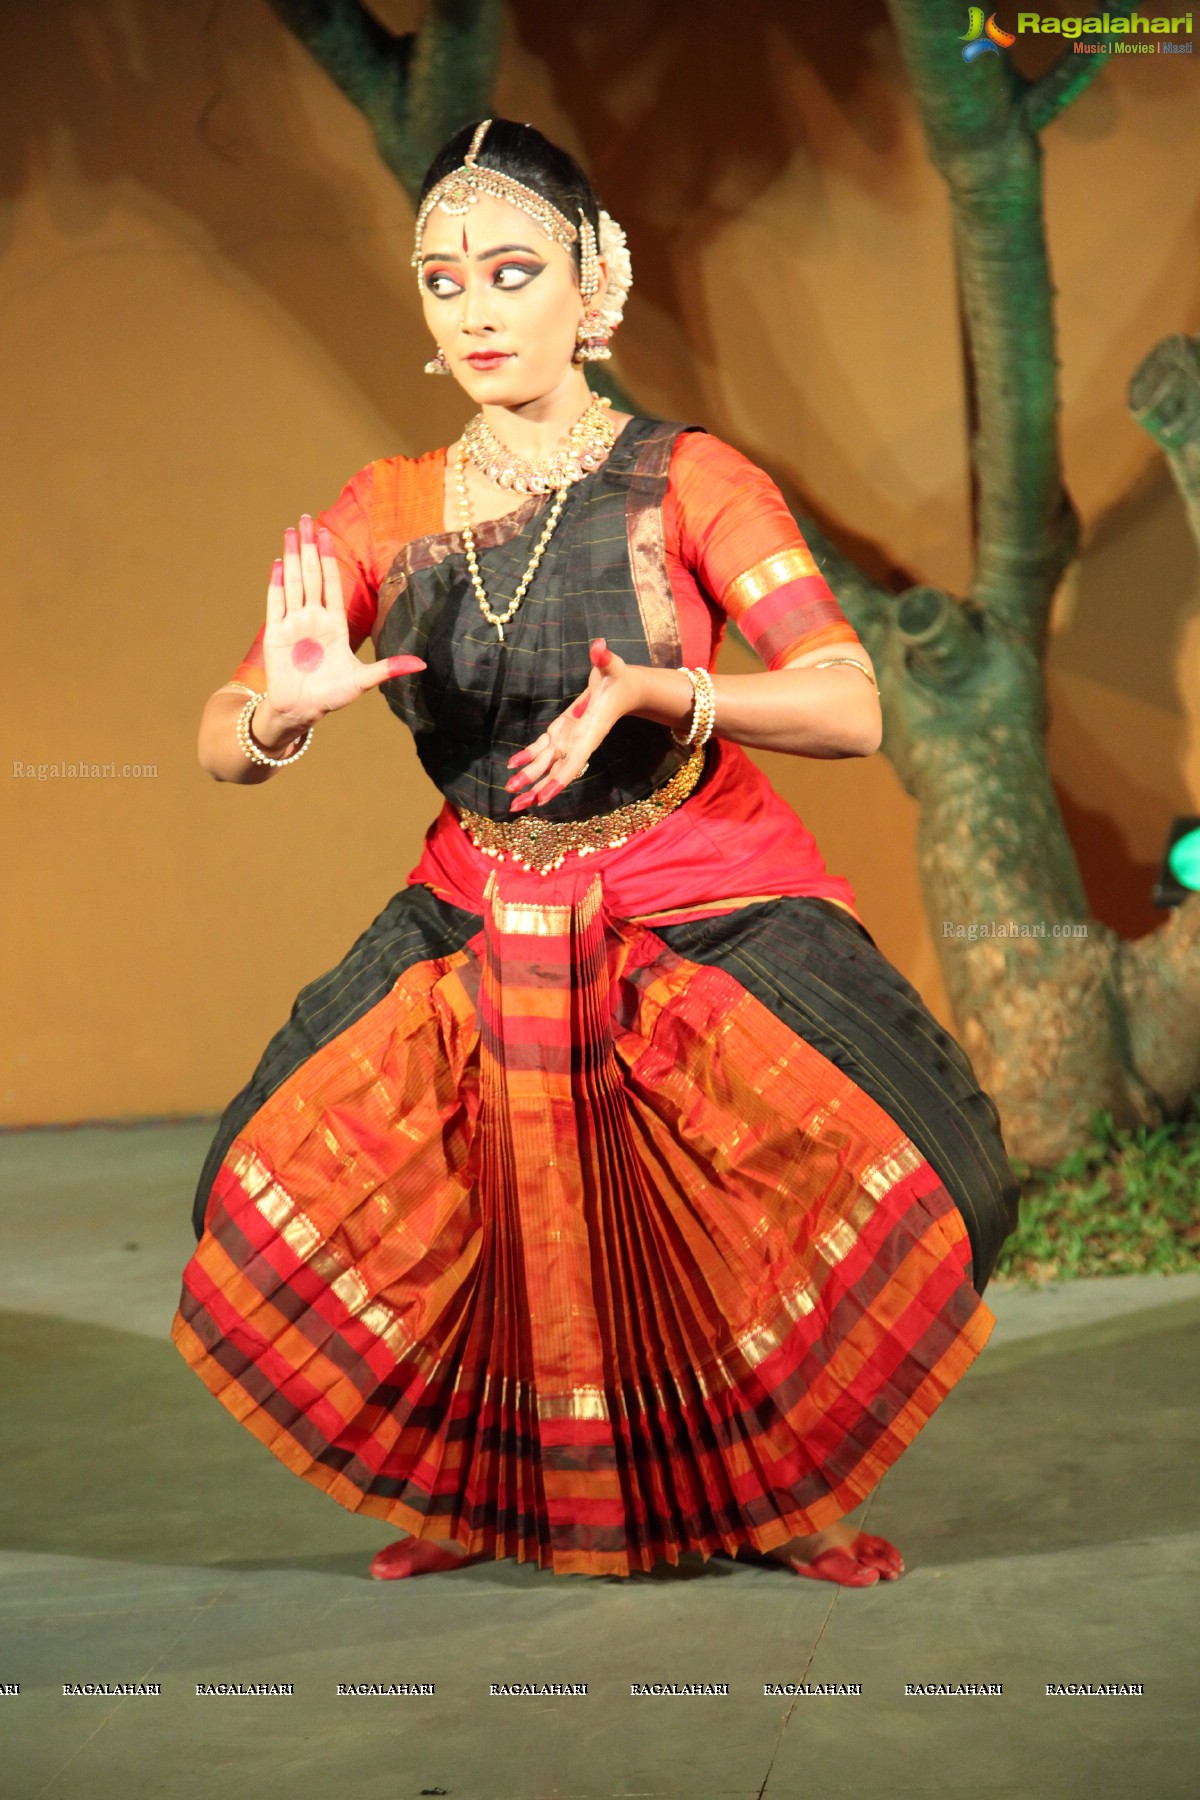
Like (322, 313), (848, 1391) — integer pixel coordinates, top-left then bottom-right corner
(594, 209), (632, 336)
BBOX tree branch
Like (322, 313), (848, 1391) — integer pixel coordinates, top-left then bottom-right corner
(886, 0), (1080, 646)
(267, 0), (502, 199)
(1129, 330), (1200, 552)
(895, 586), (984, 689)
(1020, 6), (1146, 135)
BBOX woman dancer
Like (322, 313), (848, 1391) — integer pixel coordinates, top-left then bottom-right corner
(172, 118), (1020, 1589)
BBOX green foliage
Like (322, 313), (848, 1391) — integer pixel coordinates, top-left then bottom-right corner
(994, 1095), (1200, 1284)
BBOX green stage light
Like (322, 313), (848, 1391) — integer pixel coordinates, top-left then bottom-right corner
(1167, 827), (1200, 890)
(1153, 816), (1200, 909)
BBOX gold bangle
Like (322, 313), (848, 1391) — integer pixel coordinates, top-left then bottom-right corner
(692, 667), (716, 749)
(811, 656), (878, 689)
(671, 666), (716, 749)
(670, 669), (700, 747)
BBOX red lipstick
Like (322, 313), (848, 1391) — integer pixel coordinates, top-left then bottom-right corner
(465, 351), (513, 370)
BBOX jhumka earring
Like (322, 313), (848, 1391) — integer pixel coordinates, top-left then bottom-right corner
(573, 309), (613, 363)
(424, 347), (451, 375)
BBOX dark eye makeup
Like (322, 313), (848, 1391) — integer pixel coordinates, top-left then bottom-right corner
(423, 258), (546, 297)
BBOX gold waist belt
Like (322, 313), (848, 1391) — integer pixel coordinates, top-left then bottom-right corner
(457, 745), (706, 875)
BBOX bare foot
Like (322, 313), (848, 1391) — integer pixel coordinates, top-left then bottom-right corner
(370, 1535), (485, 1581)
(761, 1522), (905, 1588)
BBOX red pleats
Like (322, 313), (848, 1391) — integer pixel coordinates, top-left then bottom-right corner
(172, 870), (994, 1577)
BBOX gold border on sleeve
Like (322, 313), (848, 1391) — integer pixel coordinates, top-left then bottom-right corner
(458, 745), (706, 876)
(723, 545), (823, 618)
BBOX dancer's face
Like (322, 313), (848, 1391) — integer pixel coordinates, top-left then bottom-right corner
(418, 193), (605, 408)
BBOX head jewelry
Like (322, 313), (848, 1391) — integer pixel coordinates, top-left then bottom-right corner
(412, 119), (632, 332)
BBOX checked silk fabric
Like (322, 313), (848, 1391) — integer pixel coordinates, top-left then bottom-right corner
(173, 419), (1020, 1576)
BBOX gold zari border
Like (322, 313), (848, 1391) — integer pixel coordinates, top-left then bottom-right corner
(484, 873), (604, 937)
(724, 545), (822, 618)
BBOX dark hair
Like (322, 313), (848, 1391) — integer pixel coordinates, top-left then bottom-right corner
(417, 119), (601, 275)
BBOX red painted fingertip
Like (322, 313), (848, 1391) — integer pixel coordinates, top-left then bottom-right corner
(299, 514), (316, 542)
(590, 637), (612, 668)
(571, 697), (589, 718)
(509, 792), (536, 812)
(507, 749), (533, 770)
(387, 655), (426, 677)
(284, 526), (298, 548)
(536, 779), (563, 805)
(270, 561), (284, 585)
(317, 524), (335, 551)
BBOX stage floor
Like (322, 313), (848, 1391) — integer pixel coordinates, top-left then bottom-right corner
(2, 1123), (1197, 1799)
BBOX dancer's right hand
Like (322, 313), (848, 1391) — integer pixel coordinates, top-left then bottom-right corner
(260, 515), (424, 730)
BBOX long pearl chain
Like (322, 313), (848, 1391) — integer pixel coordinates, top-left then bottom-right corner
(456, 445), (569, 644)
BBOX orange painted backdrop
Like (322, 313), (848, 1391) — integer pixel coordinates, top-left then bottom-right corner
(2, 0), (1197, 1124)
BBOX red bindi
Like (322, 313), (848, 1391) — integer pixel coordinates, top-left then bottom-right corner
(291, 638), (325, 673)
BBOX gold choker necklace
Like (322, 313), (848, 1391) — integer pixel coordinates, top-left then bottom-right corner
(463, 394), (616, 495)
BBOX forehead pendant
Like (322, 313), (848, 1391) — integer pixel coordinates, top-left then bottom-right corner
(438, 176), (478, 216)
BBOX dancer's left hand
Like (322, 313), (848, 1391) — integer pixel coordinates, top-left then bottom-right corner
(505, 638), (633, 809)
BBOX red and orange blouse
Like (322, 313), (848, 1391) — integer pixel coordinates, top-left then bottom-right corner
(228, 432), (864, 690)
(227, 431), (870, 929)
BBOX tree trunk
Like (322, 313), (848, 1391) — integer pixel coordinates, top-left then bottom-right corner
(869, 0), (1199, 1159)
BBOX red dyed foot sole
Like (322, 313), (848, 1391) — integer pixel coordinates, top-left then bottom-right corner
(370, 1537), (482, 1581)
(779, 1532), (905, 1587)
(784, 1549), (881, 1587)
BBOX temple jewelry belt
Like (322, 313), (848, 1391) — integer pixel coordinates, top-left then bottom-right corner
(457, 745), (707, 875)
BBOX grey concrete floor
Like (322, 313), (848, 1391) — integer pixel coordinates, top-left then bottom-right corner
(1, 1122), (1197, 1800)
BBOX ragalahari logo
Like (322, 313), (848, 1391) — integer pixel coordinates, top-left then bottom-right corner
(961, 11), (1194, 63)
(961, 7), (1017, 59)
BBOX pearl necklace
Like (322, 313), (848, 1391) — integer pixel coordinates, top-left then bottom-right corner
(456, 446), (568, 644)
(463, 393), (616, 495)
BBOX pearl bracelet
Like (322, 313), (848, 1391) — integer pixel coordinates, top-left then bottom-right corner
(670, 666), (716, 751)
(235, 691), (314, 767)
